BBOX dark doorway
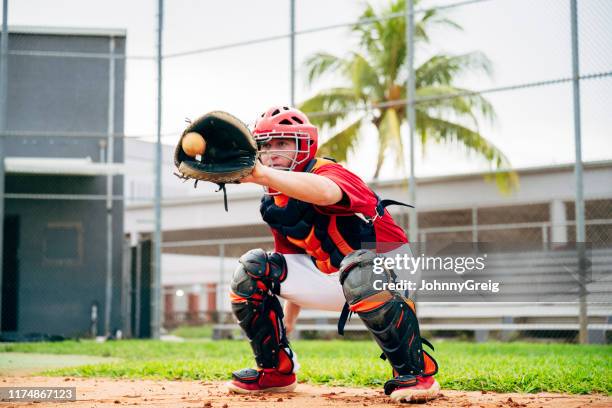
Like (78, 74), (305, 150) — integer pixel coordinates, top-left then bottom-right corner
(2, 215), (19, 332)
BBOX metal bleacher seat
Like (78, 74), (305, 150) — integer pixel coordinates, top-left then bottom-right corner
(214, 247), (612, 343)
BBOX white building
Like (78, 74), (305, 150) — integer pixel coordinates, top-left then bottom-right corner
(123, 139), (612, 336)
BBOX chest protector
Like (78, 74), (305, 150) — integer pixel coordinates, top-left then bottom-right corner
(260, 158), (381, 274)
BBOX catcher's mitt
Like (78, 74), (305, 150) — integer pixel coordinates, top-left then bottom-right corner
(174, 111), (258, 210)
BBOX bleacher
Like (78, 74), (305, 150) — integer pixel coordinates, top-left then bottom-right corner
(214, 247), (612, 343)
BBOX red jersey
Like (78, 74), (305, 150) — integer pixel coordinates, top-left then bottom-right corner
(271, 162), (408, 254)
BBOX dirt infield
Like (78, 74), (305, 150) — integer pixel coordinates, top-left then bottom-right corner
(1, 376), (609, 407)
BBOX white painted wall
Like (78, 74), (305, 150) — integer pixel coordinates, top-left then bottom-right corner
(124, 136), (612, 234)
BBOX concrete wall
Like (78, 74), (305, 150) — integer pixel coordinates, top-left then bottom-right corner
(2, 29), (125, 337)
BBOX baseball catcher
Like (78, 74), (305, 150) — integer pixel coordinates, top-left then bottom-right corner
(174, 106), (439, 402)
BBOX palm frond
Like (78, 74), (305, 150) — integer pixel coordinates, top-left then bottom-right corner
(418, 114), (505, 165)
(417, 113), (517, 191)
(303, 52), (345, 86)
(345, 52), (385, 101)
(298, 88), (362, 129)
(484, 171), (520, 194)
(351, 4), (384, 61)
(419, 8), (464, 34)
(416, 85), (496, 126)
(318, 117), (365, 163)
(416, 52), (493, 87)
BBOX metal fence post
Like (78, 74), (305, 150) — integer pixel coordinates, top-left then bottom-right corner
(152, 0), (164, 340)
(290, 0), (296, 106)
(103, 36), (115, 337)
(570, 0), (588, 344)
(0, 0), (7, 332)
(406, 0), (418, 243)
(0, 0), (6, 132)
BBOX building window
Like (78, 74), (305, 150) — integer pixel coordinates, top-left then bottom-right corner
(43, 222), (84, 266)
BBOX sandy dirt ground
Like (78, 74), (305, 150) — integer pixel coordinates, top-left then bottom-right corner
(0, 376), (610, 408)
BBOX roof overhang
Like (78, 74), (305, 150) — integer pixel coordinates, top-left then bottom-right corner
(9, 25), (127, 37)
(4, 157), (126, 176)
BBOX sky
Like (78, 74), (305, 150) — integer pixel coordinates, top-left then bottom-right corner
(5, 0), (612, 182)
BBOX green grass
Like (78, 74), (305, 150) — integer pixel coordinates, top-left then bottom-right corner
(1, 340), (610, 394)
(170, 325), (214, 339)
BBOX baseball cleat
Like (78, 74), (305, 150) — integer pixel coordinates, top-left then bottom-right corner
(226, 368), (297, 394)
(385, 375), (440, 403)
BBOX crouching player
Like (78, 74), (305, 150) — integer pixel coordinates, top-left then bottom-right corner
(227, 106), (439, 402)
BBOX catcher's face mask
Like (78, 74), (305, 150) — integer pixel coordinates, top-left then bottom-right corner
(255, 133), (311, 195)
(256, 133), (311, 171)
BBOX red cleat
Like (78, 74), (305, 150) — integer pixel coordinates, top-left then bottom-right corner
(226, 368), (297, 394)
(385, 375), (440, 403)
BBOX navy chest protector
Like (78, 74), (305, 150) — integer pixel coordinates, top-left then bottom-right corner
(259, 158), (413, 273)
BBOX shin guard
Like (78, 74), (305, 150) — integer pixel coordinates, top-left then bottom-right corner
(339, 250), (438, 381)
(230, 249), (297, 374)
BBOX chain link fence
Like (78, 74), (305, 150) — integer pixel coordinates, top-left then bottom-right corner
(0, 0), (610, 343)
(159, 196), (611, 343)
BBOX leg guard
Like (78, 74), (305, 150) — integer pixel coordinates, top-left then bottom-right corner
(339, 249), (438, 393)
(230, 248), (297, 374)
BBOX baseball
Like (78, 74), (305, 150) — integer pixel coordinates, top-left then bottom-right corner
(182, 132), (206, 157)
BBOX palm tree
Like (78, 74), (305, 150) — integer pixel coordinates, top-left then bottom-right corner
(299, 0), (515, 189)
